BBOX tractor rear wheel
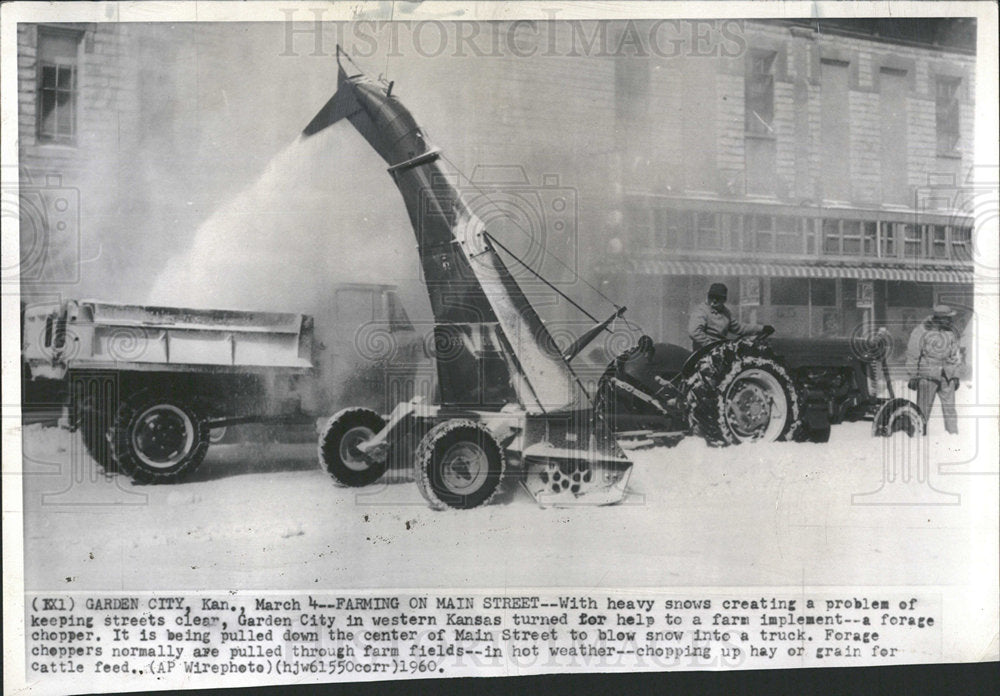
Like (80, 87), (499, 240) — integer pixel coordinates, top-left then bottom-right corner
(685, 342), (801, 446)
(415, 420), (505, 510)
(318, 408), (387, 487)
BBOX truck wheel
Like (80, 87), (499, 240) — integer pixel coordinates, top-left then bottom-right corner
(685, 343), (801, 446)
(415, 420), (505, 510)
(318, 408), (387, 487)
(112, 391), (209, 484)
(76, 397), (116, 472)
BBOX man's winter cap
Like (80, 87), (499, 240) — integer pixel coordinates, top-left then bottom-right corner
(708, 283), (728, 299)
(933, 304), (956, 318)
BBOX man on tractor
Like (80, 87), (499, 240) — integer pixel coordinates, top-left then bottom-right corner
(688, 282), (773, 351)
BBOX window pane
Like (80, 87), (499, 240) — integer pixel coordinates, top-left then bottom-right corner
(57, 65), (74, 89)
(676, 211), (693, 249)
(886, 281), (933, 307)
(822, 219), (840, 254)
(56, 90), (73, 134)
(951, 226), (972, 261)
(38, 30), (80, 61)
(39, 89), (56, 129)
(727, 215), (743, 251)
(882, 225), (896, 256)
(746, 51), (776, 134)
(903, 224), (921, 257)
(771, 278), (809, 306)
(863, 222), (878, 255)
(41, 65), (57, 88)
(811, 279), (836, 306)
(842, 220), (861, 254)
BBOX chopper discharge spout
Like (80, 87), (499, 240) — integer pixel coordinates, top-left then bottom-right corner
(302, 51), (590, 415)
(305, 50), (633, 508)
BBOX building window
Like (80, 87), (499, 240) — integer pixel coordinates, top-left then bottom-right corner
(903, 224), (923, 258)
(745, 214), (774, 253)
(951, 225), (972, 261)
(628, 207), (653, 249)
(931, 225), (948, 258)
(820, 59), (851, 202)
(774, 216), (802, 254)
(935, 77), (961, 156)
(745, 51), (776, 135)
(887, 281), (933, 308)
(882, 223), (900, 258)
(654, 209), (693, 250)
(810, 279), (837, 307)
(726, 214), (743, 251)
(841, 220), (862, 255)
(36, 27), (82, 145)
(695, 212), (721, 250)
(822, 219), (842, 255)
(771, 278), (809, 306)
(862, 222), (878, 256)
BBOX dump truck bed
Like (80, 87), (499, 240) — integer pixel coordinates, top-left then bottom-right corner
(22, 299), (314, 380)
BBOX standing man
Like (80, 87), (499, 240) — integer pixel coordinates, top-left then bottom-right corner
(906, 304), (962, 435)
(688, 282), (772, 351)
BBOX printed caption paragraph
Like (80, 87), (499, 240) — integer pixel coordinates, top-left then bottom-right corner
(26, 591), (941, 683)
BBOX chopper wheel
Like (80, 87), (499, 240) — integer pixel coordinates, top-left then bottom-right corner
(414, 419), (505, 511)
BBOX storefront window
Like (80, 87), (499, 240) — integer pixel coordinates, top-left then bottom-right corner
(771, 278), (809, 305)
(886, 281), (933, 307)
(810, 279), (836, 306)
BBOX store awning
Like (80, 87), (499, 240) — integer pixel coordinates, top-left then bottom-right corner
(629, 259), (974, 284)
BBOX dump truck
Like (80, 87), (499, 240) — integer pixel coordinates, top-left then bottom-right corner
(21, 283), (419, 483)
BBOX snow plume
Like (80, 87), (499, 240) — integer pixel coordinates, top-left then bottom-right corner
(149, 122), (431, 416)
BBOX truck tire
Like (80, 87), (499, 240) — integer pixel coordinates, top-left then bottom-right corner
(112, 391), (209, 484)
(76, 396), (116, 472)
(414, 420), (505, 510)
(317, 408), (387, 487)
(684, 342), (801, 446)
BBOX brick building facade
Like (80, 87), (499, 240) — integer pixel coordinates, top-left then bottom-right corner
(597, 19), (977, 354)
(17, 19), (977, 359)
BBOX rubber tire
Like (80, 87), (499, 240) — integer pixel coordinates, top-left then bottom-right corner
(872, 398), (926, 437)
(75, 396), (117, 472)
(318, 408), (387, 487)
(807, 424), (832, 443)
(112, 391), (209, 484)
(684, 341), (802, 447)
(415, 420), (505, 511)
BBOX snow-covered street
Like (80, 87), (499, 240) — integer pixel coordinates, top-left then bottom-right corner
(19, 416), (996, 592)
